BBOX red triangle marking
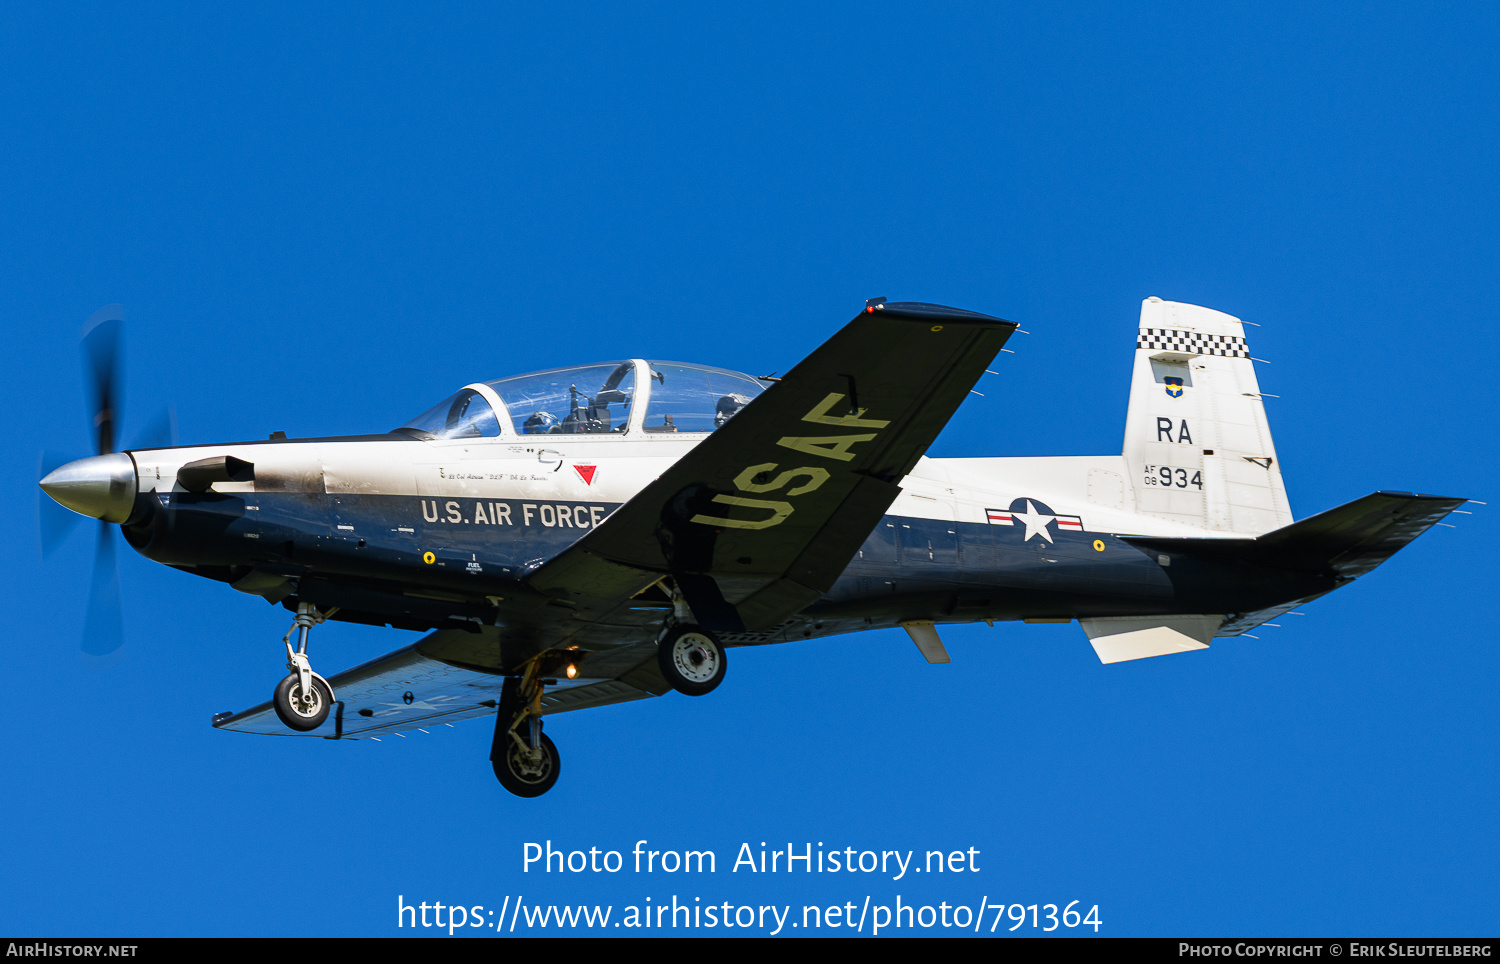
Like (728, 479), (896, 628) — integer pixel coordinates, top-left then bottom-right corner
(573, 464), (597, 486)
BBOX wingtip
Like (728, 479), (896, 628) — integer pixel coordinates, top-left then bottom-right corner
(873, 302), (1016, 327)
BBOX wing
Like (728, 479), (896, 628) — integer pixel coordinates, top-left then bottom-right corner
(527, 301), (1018, 632)
(212, 631), (669, 739)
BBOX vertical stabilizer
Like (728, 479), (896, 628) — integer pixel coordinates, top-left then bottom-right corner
(1122, 298), (1291, 533)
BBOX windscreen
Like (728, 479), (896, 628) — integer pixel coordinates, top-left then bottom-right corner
(396, 388), (502, 439)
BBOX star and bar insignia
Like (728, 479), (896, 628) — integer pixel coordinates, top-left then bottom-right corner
(986, 499), (1083, 544)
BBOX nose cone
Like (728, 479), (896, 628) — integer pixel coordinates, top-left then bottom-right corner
(39, 453), (138, 523)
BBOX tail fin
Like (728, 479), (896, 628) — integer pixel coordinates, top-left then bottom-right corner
(1122, 298), (1291, 534)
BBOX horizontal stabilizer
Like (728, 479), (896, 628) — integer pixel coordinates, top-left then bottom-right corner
(1122, 491), (1466, 579)
(1081, 614), (1221, 664)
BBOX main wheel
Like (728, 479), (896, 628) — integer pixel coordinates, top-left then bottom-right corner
(657, 625), (727, 696)
(493, 732), (561, 798)
(272, 673), (332, 731)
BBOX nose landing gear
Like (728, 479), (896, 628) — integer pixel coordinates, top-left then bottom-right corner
(271, 602), (339, 732)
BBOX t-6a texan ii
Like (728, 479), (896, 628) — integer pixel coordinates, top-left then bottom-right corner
(38, 297), (1466, 796)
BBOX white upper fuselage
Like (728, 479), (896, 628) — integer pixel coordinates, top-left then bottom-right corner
(128, 437), (1248, 549)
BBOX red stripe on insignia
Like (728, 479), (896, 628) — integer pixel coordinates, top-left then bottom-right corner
(986, 510), (1012, 524)
(1056, 517), (1083, 530)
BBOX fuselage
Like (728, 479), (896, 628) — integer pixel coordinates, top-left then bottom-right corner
(117, 431), (1335, 647)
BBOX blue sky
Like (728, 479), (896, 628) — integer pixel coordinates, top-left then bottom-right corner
(2, 3), (1495, 937)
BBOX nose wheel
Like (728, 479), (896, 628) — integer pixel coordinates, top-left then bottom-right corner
(657, 624), (727, 696)
(273, 672), (333, 731)
(270, 602), (338, 732)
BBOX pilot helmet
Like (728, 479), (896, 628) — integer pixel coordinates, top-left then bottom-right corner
(714, 393), (750, 428)
(522, 411), (557, 434)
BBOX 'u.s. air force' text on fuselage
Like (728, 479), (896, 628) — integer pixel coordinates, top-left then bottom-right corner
(418, 499), (615, 528)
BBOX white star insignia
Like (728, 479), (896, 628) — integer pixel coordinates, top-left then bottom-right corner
(375, 694), (460, 714)
(1013, 500), (1056, 544)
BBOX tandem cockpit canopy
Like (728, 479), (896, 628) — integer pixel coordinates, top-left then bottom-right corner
(394, 360), (765, 440)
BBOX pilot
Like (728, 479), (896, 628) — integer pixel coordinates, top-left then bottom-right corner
(522, 411), (557, 434)
(715, 393), (751, 428)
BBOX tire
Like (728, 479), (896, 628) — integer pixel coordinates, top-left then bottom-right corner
(657, 625), (727, 696)
(272, 673), (333, 731)
(493, 732), (561, 798)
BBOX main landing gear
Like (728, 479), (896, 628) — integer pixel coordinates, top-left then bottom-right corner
(657, 624), (727, 696)
(483, 616), (727, 797)
(271, 602), (338, 732)
(483, 607), (727, 797)
(655, 582), (728, 697)
(490, 672), (561, 798)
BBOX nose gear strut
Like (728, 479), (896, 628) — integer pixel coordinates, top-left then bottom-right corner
(271, 602), (339, 732)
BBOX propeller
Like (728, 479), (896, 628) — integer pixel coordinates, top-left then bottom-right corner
(79, 305), (126, 658)
(83, 306), (123, 458)
(36, 305), (175, 660)
(83, 519), (124, 658)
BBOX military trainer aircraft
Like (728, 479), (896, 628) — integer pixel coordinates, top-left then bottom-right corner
(39, 297), (1467, 796)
